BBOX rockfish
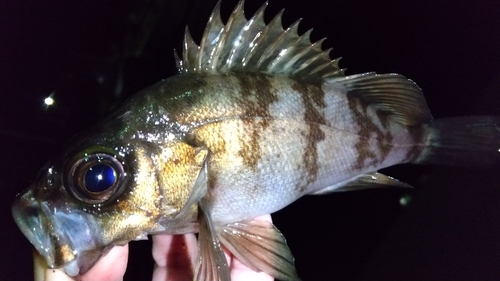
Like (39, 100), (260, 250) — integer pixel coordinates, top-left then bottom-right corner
(12, 1), (500, 280)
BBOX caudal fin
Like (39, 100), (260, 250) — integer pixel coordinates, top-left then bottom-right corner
(415, 116), (500, 166)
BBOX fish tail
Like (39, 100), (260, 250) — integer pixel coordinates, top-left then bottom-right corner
(414, 116), (500, 166)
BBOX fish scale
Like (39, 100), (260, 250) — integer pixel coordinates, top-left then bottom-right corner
(11, 1), (500, 280)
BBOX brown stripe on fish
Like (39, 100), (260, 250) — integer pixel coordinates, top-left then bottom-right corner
(292, 81), (327, 191)
(237, 119), (263, 171)
(346, 93), (394, 170)
(235, 73), (278, 171)
(373, 108), (394, 162)
(375, 108), (390, 129)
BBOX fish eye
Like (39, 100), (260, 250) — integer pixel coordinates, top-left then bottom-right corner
(84, 163), (117, 193)
(65, 152), (126, 204)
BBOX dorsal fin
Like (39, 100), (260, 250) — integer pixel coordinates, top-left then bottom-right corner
(175, 0), (343, 81)
(328, 73), (433, 126)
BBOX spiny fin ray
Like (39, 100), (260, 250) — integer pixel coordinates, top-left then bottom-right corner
(176, 0), (342, 81)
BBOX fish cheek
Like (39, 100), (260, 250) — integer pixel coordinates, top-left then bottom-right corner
(87, 141), (206, 243)
(122, 142), (206, 230)
(152, 142), (207, 213)
(92, 148), (165, 243)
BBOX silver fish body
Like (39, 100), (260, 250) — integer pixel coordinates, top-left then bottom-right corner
(12, 1), (500, 280)
(134, 72), (424, 225)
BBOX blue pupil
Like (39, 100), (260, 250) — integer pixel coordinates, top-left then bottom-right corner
(84, 163), (116, 193)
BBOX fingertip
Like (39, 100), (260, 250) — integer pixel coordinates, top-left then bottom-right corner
(152, 234), (197, 281)
(80, 244), (129, 281)
(34, 249), (75, 281)
(152, 234), (198, 268)
(253, 214), (273, 222)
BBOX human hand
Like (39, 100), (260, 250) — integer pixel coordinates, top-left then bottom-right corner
(35, 215), (274, 281)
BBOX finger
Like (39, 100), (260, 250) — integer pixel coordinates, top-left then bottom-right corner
(252, 214), (273, 223)
(152, 234), (198, 281)
(36, 268), (75, 281)
(34, 250), (75, 281)
(34, 245), (128, 281)
(227, 214), (274, 281)
(79, 244), (129, 281)
(230, 260), (274, 281)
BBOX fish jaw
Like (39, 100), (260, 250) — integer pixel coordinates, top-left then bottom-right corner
(12, 187), (105, 276)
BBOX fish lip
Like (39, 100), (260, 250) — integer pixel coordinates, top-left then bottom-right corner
(12, 189), (77, 270)
(13, 187), (110, 276)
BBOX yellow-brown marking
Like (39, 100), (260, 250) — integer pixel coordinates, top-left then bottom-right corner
(235, 73), (278, 171)
(346, 93), (394, 170)
(292, 81), (326, 191)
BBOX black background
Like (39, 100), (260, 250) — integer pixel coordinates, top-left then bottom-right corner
(1, 0), (500, 280)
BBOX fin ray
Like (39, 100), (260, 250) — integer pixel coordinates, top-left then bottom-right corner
(312, 172), (412, 194)
(416, 116), (500, 166)
(198, 0), (225, 72)
(195, 198), (231, 281)
(217, 0), (251, 71)
(177, 0), (342, 81)
(329, 73), (433, 126)
(174, 149), (209, 219)
(219, 220), (301, 281)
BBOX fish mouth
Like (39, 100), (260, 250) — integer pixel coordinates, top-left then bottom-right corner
(12, 189), (103, 276)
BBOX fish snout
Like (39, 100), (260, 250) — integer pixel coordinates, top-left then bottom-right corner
(12, 190), (80, 275)
(12, 189), (95, 276)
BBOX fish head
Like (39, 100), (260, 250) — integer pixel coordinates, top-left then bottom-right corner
(12, 103), (204, 276)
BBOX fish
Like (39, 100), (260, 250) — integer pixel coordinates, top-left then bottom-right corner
(11, 0), (500, 280)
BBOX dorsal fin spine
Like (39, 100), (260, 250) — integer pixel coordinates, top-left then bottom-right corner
(265, 18), (303, 72)
(216, 0), (246, 70)
(178, 0), (343, 81)
(294, 47), (328, 76)
(198, 0), (224, 71)
(238, 2), (268, 68)
(253, 9), (285, 68)
(284, 36), (322, 73)
(182, 27), (198, 72)
(280, 28), (313, 70)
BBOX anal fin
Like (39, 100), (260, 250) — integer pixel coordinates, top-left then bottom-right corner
(218, 219), (301, 281)
(313, 172), (412, 195)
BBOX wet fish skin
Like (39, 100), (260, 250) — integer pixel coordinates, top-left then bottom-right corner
(12, 1), (500, 280)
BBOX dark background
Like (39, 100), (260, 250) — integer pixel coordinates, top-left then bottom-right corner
(1, 0), (500, 280)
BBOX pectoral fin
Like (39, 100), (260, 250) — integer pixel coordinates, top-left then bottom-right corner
(218, 220), (301, 281)
(176, 148), (210, 219)
(195, 198), (231, 281)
